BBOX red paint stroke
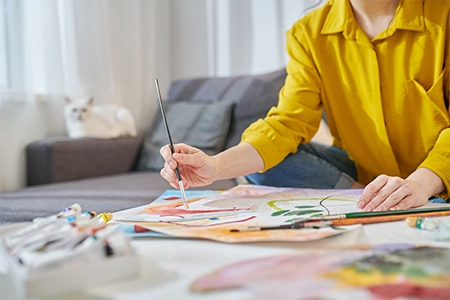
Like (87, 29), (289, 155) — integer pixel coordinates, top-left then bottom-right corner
(144, 203), (252, 218)
(163, 196), (181, 201)
(134, 225), (151, 233)
(368, 284), (450, 300)
(161, 216), (256, 228)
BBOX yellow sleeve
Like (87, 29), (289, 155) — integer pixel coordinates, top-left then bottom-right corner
(241, 24), (323, 171)
(418, 128), (450, 199)
(420, 12), (450, 200)
(419, 61), (450, 199)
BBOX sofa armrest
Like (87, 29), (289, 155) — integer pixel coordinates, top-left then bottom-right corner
(26, 136), (143, 186)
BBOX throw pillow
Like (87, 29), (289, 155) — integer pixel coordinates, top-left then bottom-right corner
(137, 100), (234, 171)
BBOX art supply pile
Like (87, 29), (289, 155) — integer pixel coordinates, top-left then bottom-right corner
(0, 204), (139, 299)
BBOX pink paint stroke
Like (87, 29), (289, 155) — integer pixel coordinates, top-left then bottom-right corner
(161, 216), (256, 227)
(156, 207), (251, 217)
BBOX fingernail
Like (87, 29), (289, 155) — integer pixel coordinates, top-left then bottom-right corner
(389, 207), (397, 211)
(173, 153), (182, 159)
(363, 206), (372, 212)
(169, 162), (176, 168)
(357, 201), (364, 209)
(373, 208), (381, 212)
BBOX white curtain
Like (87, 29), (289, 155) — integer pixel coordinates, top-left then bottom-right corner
(0, 0), (170, 191)
(0, 0), (323, 192)
(14, 0), (169, 132)
(205, 0), (321, 77)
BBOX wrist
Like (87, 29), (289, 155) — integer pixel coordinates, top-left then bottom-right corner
(406, 168), (445, 198)
(210, 154), (224, 181)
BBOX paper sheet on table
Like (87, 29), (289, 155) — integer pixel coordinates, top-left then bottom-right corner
(117, 185), (363, 243)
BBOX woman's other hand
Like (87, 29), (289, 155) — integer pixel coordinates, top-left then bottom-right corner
(357, 168), (446, 211)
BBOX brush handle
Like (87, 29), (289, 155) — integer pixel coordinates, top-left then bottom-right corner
(331, 210), (450, 226)
(154, 79), (189, 209)
(155, 79), (182, 182)
(343, 206), (450, 219)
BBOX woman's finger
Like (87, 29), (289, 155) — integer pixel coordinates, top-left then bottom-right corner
(372, 184), (411, 211)
(362, 177), (405, 211)
(357, 175), (389, 210)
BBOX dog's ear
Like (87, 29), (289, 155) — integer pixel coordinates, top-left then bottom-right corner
(65, 97), (72, 104)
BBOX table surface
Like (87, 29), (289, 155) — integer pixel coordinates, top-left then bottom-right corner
(1, 203), (449, 300)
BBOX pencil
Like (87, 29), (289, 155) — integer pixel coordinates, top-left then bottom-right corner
(154, 79), (189, 209)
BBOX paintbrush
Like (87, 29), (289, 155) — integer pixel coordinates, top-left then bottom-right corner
(230, 221), (333, 232)
(304, 206), (450, 221)
(230, 207), (450, 232)
(154, 79), (189, 209)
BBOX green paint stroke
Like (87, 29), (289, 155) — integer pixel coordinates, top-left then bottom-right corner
(330, 226), (346, 231)
(267, 198), (356, 211)
(285, 218), (299, 223)
(283, 209), (323, 216)
(310, 213), (323, 217)
(404, 266), (428, 278)
(271, 210), (290, 217)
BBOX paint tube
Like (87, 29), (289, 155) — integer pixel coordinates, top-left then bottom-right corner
(406, 216), (450, 241)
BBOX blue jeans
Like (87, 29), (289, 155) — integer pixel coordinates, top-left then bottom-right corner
(245, 142), (357, 189)
(244, 142), (448, 203)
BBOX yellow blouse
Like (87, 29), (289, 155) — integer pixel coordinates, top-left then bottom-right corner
(241, 0), (450, 198)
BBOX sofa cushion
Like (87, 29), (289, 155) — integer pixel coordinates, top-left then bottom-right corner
(167, 69), (287, 148)
(0, 172), (237, 224)
(26, 136), (143, 186)
(137, 101), (234, 171)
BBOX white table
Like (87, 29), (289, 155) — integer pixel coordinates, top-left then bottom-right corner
(1, 204), (449, 300)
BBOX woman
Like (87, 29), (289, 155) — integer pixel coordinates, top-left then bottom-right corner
(160, 0), (450, 211)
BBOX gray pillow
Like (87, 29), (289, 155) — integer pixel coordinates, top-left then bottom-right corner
(137, 101), (234, 171)
(167, 69), (287, 148)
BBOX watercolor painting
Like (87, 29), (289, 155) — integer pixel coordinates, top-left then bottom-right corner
(191, 244), (450, 300)
(117, 185), (363, 243)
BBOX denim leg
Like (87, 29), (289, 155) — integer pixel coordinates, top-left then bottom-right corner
(245, 142), (357, 189)
(428, 197), (448, 203)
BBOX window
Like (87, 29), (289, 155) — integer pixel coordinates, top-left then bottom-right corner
(0, 0), (25, 96)
(0, 0), (9, 89)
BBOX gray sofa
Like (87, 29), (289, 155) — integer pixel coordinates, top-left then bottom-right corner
(0, 69), (287, 224)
